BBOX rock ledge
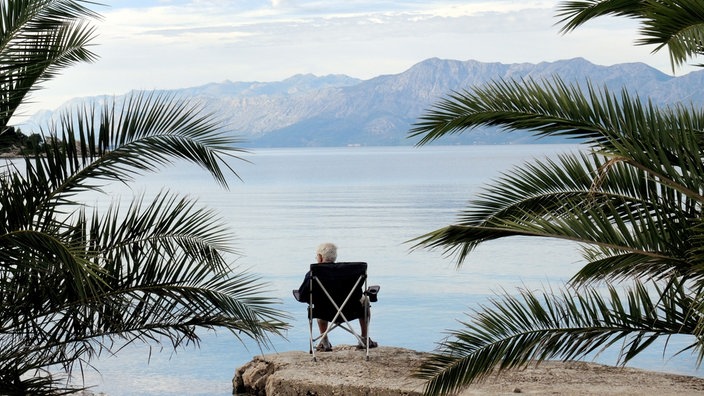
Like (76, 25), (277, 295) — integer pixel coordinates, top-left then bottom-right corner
(234, 345), (426, 395)
(233, 345), (704, 395)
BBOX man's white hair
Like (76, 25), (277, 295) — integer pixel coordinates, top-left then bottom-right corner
(316, 242), (337, 262)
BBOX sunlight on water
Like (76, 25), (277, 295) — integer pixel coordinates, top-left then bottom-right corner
(59, 145), (704, 395)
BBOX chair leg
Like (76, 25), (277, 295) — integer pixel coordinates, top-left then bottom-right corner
(364, 299), (370, 360)
(308, 313), (316, 360)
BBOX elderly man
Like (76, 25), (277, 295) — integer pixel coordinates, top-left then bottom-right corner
(296, 242), (377, 352)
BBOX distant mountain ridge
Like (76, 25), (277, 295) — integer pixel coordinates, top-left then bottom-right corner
(22, 58), (704, 147)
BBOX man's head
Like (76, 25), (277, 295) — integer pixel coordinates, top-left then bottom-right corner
(316, 242), (337, 263)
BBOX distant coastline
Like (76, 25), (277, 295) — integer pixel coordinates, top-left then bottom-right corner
(19, 57), (704, 148)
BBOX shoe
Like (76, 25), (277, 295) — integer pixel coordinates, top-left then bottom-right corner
(316, 337), (332, 352)
(356, 337), (378, 349)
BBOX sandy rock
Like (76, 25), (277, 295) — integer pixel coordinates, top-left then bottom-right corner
(234, 345), (427, 395)
(233, 345), (704, 396)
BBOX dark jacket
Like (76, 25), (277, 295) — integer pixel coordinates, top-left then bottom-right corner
(295, 270), (312, 303)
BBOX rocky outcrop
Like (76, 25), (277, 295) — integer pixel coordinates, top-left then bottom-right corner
(233, 345), (704, 396)
(233, 345), (428, 396)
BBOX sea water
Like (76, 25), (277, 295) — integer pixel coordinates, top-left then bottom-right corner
(69, 145), (702, 395)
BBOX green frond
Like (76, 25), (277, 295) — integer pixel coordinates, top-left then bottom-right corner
(409, 76), (659, 150)
(410, 149), (700, 282)
(0, 228), (107, 302)
(416, 280), (701, 396)
(637, 0), (704, 70)
(556, 0), (704, 71)
(0, 0), (100, 125)
(409, 77), (613, 147)
(0, 186), (288, 391)
(555, 1), (645, 35)
(33, 91), (246, 200)
(75, 190), (288, 344)
(410, 77), (704, 175)
(88, 190), (235, 271)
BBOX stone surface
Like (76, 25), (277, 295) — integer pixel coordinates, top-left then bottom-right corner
(233, 345), (704, 396)
(234, 345), (427, 395)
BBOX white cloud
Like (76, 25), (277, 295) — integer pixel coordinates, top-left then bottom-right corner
(420, 1), (551, 17)
(271, 0), (290, 8)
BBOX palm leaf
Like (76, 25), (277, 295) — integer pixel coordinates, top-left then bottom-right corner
(416, 280), (701, 396)
(34, 92), (246, 196)
(556, 0), (704, 70)
(0, 190), (288, 390)
(409, 77), (615, 147)
(410, 77), (704, 189)
(411, 150), (699, 280)
(556, 0), (647, 34)
(0, 0), (99, 125)
(409, 76), (704, 277)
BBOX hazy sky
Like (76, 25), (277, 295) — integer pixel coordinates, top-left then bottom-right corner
(15, 0), (695, 122)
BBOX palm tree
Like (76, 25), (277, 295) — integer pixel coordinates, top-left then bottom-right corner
(408, 1), (704, 395)
(0, 1), (286, 394)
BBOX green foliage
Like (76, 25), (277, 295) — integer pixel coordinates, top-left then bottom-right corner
(409, 1), (704, 395)
(0, 127), (43, 155)
(0, 126), (25, 150)
(0, 1), (287, 394)
(556, 0), (704, 71)
(418, 280), (703, 396)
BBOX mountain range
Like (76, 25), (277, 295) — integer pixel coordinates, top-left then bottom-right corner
(23, 57), (704, 147)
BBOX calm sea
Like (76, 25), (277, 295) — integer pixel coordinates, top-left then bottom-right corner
(70, 145), (703, 395)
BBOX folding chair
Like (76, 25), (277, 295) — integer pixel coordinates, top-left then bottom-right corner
(293, 262), (380, 361)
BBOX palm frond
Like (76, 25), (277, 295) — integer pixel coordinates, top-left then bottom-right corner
(637, 0), (704, 69)
(556, 0), (704, 71)
(556, 0), (646, 34)
(33, 91), (246, 199)
(410, 149), (700, 282)
(411, 2), (704, 395)
(75, 189), (286, 345)
(0, 0), (100, 125)
(0, 1), (286, 393)
(409, 77), (614, 147)
(0, 189), (288, 389)
(410, 77), (704, 181)
(0, 228), (107, 302)
(416, 280), (701, 396)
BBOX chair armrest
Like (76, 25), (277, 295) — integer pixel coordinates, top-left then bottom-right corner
(364, 285), (380, 302)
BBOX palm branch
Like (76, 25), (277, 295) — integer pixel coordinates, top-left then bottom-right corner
(556, 0), (704, 70)
(0, 0), (99, 126)
(416, 279), (702, 396)
(409, 77), (704, 282)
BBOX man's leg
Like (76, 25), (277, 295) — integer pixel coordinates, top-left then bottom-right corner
(357, 306), (377, 348)
(317, 319), (328, 335)
(359, 317), (368, 339)
(316, 319), (332, 351)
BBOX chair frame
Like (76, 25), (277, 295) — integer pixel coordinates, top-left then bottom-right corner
(294, 262), (374, 361)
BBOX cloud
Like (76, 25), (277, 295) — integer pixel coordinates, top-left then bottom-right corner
(271, 0), (290, 8)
